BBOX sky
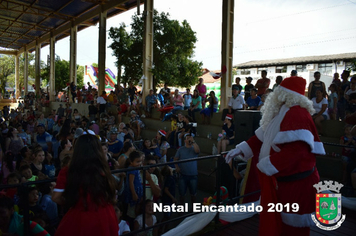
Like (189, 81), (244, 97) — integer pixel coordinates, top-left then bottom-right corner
(40, 0), (356, 74)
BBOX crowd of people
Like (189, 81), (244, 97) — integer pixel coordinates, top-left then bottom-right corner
(0, 82), (203, 235)
(1, 68), (356, 235)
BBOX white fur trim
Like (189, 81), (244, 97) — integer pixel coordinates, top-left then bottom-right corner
(236, 141), (253, 160)
(255, 127), (264, 142)
(281, 212), (315, 228)
(274, 129), (325, 155)
(279, 86), (306, 98)
(257, 155), (279, 176)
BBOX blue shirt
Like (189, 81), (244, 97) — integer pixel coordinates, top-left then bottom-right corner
(108, 139), (123, 154)
(184, 94), (192, 107)
(47, 118), (55, 131)
(146, 94), (157, 104)
(246, 96), (261, 108)
(36, 132), (52, 152)
(175, 145), (199, 176)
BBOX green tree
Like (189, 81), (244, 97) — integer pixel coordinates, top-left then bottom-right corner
(0, 55), (15, 94)
(109, 10), (203, 89)
(108, 23), (132, 85)
(42, 57), (84, 91)
(77, 65), (84, 88)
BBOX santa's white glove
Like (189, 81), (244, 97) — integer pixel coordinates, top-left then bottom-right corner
(225, 148), (242, 164)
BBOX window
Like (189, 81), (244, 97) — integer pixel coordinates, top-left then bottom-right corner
(240, 70), (251, 75)
(296, 65), (307, 72)
(345, 62), (354, 72)
(276, 66), (287, 73)
(257, 68), (267, 74)
(318, 63), (333, 75)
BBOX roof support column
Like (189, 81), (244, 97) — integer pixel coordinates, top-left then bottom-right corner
(24, 47), (28, 96)
(142, 0), (154, 105)
(98, 5), (107, 94)
(35, 42), (41, 96)
(220, 0), (234, 110)
(69, 22), (77, 84)
(49, 34), (56, 102)
(15, 54), (20, 99)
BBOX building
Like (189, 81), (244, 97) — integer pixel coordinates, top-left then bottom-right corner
(234, 52), (356, 88)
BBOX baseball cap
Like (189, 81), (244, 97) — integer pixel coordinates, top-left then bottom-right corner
(74, 128), (83, 139)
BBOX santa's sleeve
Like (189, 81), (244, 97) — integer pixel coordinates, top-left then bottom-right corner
(257, 106), (325, 176)
(235, 127), (264, 161)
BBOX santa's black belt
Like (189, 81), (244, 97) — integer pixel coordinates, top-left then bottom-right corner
(276, 167), (315, 182)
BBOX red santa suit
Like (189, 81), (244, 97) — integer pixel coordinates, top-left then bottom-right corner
(232, 77), (325, 236)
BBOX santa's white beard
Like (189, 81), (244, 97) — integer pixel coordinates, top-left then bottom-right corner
(260, 86), (315, 131)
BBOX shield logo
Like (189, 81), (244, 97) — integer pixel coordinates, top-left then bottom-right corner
(315, 193), (342, 225)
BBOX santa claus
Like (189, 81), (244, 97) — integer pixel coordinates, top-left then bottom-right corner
(225, 76), (325, 235)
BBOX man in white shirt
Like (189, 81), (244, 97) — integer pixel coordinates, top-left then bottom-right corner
(97, 90), (107, 114)
(228, 86), (245, 112)
(221, 85), (245, 120)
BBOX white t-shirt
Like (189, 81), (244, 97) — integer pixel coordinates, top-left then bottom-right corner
(312, 97), (328, 117)
(140, 173), (159, 200)
(183, 94), (192, 107)
(228, 95), (245, 109)
(346, 89), (356, 96)
(135, 214), (157, 232)
(118, 220), (130, 235)
(97, 96), (107, 104)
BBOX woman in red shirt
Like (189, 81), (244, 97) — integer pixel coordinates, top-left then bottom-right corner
(55, 134), (118, 236)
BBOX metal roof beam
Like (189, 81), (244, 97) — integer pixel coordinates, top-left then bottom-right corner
(0, 0), (37, 38)
(6, 0), (73, 20)
(0, 15), (51, 31)
(0, 5), (67, 21)
(0, 49), (18, 55)
(17, 0), (135, 53)
(6, 0), (75, 49)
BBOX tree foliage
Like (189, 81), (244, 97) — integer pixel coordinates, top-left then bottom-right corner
(41, 56), (84, 91)
(109, 10), (203, 89)
(0, 55), (15, 94)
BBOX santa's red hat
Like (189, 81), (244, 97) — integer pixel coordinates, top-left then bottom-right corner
(226, 114), (233, 120)
(279, 76), (306, 96)
(158, 129), (166, 136)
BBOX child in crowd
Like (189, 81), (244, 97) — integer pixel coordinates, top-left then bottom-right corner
(19, 187), (44, 219)
(43, 152), (56, 179)
(340, 125), (356, 185)
(115, 204), (131, 235)
(30, 148), (46, 179)
(101, 142), (119, 171)
(133, 200), (157, 236)
(160, 165), (176, 233)
(39, 182), (58, 227)
(125, 150), (144, 226)
(257, 94), (267, 110)
(1, 151), (16, 184)
(0, 195), (50, 236)
(151, 138), (158, 149)
(6, 172), (21, 204)
(122, 127), (134, 143)
(328, 84), (338, 120)
(17, 124), (28, 145)
(118, 141), (135, 169)
(20, 164), (37, 184)
(130, 111), (144, 140)
(142, 139), (161, 159)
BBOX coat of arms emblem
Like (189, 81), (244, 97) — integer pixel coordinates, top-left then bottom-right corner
(311, 180), (346, 230)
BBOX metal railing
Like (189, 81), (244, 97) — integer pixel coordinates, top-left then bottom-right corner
(1, 151), (246, 236)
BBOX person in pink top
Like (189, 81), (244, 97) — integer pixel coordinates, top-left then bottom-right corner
(171, 89), (184, 114)
(255, 70), (271, 96)
(195, 78), (207, 109)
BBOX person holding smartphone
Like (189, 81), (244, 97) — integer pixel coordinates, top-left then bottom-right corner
(174, 134), (200, 209)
